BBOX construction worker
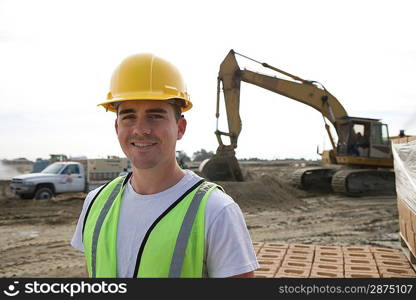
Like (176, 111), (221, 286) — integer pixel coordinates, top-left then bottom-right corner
(71, 53), (259, 278)
(355, 132), (369, 157)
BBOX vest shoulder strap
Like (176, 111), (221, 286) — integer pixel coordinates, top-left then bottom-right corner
(82, 172), (131, 242)
(168, 181), (218, 277)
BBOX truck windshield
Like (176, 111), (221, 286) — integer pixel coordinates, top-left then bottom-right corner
(41, 163), (65, 174)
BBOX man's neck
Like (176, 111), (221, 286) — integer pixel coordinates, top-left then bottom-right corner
(129, 163), (186, 195)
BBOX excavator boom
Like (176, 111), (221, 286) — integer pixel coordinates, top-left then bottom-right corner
(215, 49), (347, 151)
(201, 50), (395, 196)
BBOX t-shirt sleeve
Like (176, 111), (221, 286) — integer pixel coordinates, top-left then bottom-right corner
(205, 193), (259, 277)
(70, 187), (101, 252)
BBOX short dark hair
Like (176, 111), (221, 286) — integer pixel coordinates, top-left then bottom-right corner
(166, 99), (184, 122)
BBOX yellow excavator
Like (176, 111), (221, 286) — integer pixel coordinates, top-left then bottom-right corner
(199, 49), (395, 196)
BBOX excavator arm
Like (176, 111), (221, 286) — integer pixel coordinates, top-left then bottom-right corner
(216, 49), (348, 151)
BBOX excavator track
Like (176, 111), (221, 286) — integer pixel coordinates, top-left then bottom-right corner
(291, 167), (337, 192)
(331, 169), (396, 196)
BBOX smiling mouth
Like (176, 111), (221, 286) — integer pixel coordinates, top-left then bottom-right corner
(130, 142), (158, 150)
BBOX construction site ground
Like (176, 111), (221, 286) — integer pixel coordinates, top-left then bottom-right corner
(1, 161), (414, 278)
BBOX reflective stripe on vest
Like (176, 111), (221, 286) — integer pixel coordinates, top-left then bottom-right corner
(83, 175), (221, 278)
(169, 181), (213, 277)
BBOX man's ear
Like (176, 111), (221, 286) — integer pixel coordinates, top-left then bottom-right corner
(115, 118), (118, 134)
(177, 117), (187, 140)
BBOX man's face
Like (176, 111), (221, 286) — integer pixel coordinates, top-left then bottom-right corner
(115, 100), (186, 170)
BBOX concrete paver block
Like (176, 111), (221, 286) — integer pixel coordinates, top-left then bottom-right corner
(257, 253), (283, 261)
(286, 249), (314, 256)
(345, 264), (378, 273)
(312, 263), (343, 273)
(276, 267), (310, 277)
(254, 272), (275, 278)
(376, 259), (411, 269)
(381, 274), (416, 278)
(314, 256), (343, 265)
(343, 252), (373, 259)
(274, 273), (305, 278)
(315, 250), (343, 258)
(315, 245), (342, 252)
(342, 246), (370, 253)
(257, 260), (281, 273)
(284, 254), (314, 263)
(259, 248), (287, 256)
(370, 247), (401, 254)
(255, 265), (279, 274)
(374, 253), (408, 262)
(263, 243), (289, 249)
(289, 244), (315, 251)
(379, 267), (416, 278)
(344, 272), (379, 278)
(344, 257), (376, 265)
(310, 269), (343, 278)
(282, 260), (312, 269)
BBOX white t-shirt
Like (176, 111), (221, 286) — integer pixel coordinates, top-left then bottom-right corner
(71, 170), (259, 278)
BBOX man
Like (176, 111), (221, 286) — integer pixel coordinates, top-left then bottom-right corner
(71, 53), (259, 278)
(355, 132), (369, 157)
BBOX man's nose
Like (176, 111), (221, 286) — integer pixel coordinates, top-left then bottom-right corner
(132, 117), (152, 136)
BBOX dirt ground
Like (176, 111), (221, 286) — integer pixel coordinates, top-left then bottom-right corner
(0, 162), (403, 278)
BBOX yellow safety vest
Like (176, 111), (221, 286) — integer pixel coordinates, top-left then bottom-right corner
(82, 174), (221, 277)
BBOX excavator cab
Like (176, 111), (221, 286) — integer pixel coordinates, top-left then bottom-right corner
(336, 117), (392, 166)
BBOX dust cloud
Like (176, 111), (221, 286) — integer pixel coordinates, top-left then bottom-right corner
(0, 161), (24, 180)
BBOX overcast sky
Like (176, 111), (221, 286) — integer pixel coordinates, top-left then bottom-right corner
(1, 0), (415, 161)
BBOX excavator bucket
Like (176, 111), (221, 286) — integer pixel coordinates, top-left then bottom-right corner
(199, 150), (244, 181)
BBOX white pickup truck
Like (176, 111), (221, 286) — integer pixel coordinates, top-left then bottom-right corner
(10, 158), (128, 200)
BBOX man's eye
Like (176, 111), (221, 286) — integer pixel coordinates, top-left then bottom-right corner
(122, 115), (135, 120)
(148, 114), (163, 119)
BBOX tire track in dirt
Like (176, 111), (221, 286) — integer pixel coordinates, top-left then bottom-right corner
(0, 197), (84, 226)
(0, 238), (84, 278)
(246, 193), (400, 249)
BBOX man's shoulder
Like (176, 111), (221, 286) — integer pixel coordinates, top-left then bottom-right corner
(85, 175), (127, 202)
(208, 185), (234, 201)
(204, 183), (237, 219)
(182, 171), (236, 208)
(83, 185), (106, 207)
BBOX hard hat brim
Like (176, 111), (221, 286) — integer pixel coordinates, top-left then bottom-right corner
(98, 96), (192, 113)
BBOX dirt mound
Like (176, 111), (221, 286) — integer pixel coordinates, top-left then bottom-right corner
(215, 171), (308, 213)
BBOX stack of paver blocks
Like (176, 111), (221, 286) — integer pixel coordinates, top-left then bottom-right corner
(253, 242), (416, 278)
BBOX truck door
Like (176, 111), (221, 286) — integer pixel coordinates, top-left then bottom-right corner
(58, 164), (85, 192)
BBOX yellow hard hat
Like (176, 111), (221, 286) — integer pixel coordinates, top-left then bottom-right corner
(98, 53), (192, 112)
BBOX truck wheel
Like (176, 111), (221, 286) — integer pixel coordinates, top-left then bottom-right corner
(34, 187), (53, 200)
(19, 193), (34, 200)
